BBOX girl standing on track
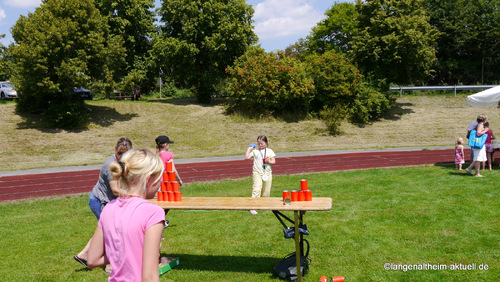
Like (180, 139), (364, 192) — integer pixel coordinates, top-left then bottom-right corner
(87, 148), (166, 281)
(455, 137), (465, 170)
(155, 135), (183, 185)
(245, 135), (276, 214)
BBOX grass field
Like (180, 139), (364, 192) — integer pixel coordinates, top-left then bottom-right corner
(0, 165), (498, 281)
(1, 94), (499, 171)
(0, 94), (499, 281)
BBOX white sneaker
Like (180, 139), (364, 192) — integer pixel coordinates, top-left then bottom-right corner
(249, 210), (258, 215)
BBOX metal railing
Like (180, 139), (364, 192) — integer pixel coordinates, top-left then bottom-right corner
(389, 85), (498, 97)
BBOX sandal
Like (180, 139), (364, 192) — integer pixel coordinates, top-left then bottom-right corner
(73, 255), (88, 268)
(159, 257), (177, 265)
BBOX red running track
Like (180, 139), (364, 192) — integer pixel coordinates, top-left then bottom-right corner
(0, 149), (458, 201)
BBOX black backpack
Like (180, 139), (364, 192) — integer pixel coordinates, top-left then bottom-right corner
(273, 239), (311, 280)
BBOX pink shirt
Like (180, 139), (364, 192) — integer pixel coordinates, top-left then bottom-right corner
(99, 197), (165, 282)
(159, 151), (173, 164)
(159, 151), (174, 181)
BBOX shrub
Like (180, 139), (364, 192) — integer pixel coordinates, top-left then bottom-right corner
(225, 46), (314, 116)
(319, 104), (347, 135)
(349, 85), (393, 123)
(43, 98), (89, 129)
(306, 51), (363, 112)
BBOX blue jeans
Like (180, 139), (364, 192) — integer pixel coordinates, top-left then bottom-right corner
(88, 192), (103, 220)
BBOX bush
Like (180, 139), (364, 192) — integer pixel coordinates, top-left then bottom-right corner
(306, 51), (363, 112)
(349, 85), (393, 123)
(225, 46), (314, 116)
(319, 104), (347, 135)
(43, 98), (89, 129)
(148, 84), (195, 99)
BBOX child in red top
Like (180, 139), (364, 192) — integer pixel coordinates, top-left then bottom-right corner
(483, 122), (496, 170)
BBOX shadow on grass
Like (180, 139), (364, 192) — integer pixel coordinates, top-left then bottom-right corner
(15, 104), (137, 132)
(382, 102), (415, 121)
(434, 162), (480, 176)
(343, 100), (416, 129)
(86, 104), (138, 127)
(164, 253), (279, 274)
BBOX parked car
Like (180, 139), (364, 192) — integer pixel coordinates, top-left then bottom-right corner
(73, 87), (93, 100)
(0, 81), (18, 99)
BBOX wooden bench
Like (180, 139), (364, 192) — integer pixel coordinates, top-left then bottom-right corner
(114, 90), (132, 100)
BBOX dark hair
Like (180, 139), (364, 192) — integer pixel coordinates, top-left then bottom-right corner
(116, 137), (132, 151)
(257, 135), (268, 145)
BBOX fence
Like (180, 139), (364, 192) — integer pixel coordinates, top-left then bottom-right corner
(389, 85), (498, 97)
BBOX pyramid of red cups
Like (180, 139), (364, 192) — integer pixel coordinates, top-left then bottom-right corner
(282, 179), (312, 203)
(157, 162), (182, 202)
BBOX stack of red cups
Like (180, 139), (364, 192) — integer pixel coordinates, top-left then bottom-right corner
(282, 179), (312, 203)
(157, 161), (181, 202)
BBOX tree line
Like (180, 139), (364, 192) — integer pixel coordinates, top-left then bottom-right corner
(301, 0), (500, 86)
(0, 0), (497, 129)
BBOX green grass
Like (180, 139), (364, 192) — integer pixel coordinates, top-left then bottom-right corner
(0, 165), (498, 281)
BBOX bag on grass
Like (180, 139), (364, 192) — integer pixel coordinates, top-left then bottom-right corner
(273, 239), (311, 280)
(468, 130), (487, 149)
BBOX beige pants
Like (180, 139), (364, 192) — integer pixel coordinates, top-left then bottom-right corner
(252, 173), (272, 198)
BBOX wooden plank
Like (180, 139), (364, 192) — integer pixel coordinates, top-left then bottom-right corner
(150, 197), (332, 211)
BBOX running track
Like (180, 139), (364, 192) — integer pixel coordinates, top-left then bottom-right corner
(0, 149), (459, 201)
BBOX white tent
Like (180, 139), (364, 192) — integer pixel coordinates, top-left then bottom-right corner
(466, 86), (500, 108)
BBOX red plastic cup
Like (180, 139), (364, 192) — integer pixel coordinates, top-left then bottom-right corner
(172, 181), (180, 192)
(291, 190), (298, 202)
(158, 191), (164, 201)
(163, 172), (169, 182)
(166, 182), (173, 192)
(174, 191), (182, 202)
(160, 182), (167, 192)
(282, 190), (291, 202)
(300, 179), (308, 191)
(165, 161), (173, 172)
(319, 276), (328, 282)
(167, 191), (174, 202)
(305, 190), (312, 201)
(298, 190), (305, 201)
(162, 192), (168, 201)
(168, 172), (176, 182)
(331, 276), (344, 282)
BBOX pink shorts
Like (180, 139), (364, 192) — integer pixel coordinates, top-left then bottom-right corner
(485, 144), (494, 153)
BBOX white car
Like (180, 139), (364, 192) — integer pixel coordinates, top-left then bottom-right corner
(0, 81), (18, 99)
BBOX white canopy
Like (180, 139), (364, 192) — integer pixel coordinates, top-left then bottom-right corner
(466, 86), (500, 108)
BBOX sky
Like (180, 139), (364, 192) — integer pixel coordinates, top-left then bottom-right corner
(0, 0), (351, 52)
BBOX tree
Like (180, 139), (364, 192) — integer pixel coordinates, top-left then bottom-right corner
(0, 35), (14, 81)
(154, 0), (257, 103)
(225, 46), (314, 116)
(425, 0), (500, 84)
(284, 38), (310, 61)
(351, 0), (440, 85)
(10, 0), (125, 127)
(95, 0), (155, 91)
(307, 2), (358, 54)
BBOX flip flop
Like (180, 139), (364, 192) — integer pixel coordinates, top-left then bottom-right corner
(73, 255), (88, 268)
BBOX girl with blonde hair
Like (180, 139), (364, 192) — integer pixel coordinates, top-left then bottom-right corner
(455, 137), (465, 170)
(88, 149), (167, 281)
